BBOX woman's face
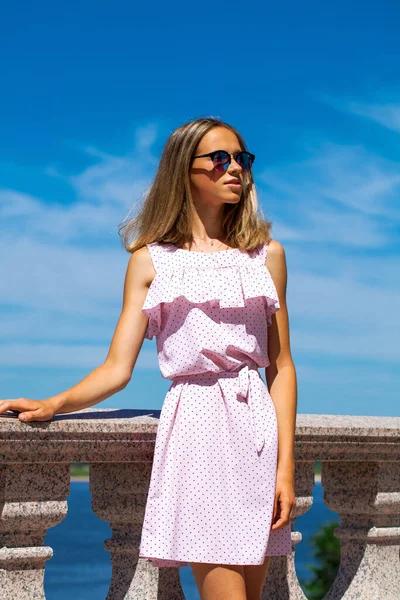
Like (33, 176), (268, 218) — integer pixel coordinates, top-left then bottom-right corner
(189, 127), (245, 206)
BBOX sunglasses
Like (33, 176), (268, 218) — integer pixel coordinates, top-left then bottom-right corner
(192, 150), (255, 172)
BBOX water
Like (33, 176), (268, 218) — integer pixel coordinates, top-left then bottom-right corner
(44, 481), (338, 599)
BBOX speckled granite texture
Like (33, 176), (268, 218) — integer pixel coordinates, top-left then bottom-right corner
(0, 409), (398, 599)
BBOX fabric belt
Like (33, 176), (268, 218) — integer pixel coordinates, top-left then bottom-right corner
(172, 362), (266, 457)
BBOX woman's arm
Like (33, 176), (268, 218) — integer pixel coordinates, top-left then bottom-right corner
(0, 246), (156, 421)
(264, 240), (297, 530)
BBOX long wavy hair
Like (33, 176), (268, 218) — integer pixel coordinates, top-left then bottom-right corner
(118, 116), (273, 253)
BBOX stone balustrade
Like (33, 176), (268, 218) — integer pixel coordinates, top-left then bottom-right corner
(0, 409), (399, 600)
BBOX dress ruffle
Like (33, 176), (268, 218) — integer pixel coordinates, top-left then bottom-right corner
(142, 262), (280, 340)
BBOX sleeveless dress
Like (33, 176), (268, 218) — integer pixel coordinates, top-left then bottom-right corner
(138, 241), (292, 568)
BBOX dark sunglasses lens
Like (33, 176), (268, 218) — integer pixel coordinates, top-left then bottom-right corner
(236, 152), (253, 170)
(212, 151), (230, 170)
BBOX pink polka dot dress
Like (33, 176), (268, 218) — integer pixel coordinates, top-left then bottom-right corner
(138, 241), (292, 568)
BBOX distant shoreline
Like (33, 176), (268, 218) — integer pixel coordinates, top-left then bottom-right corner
(70, 473), (322, 483)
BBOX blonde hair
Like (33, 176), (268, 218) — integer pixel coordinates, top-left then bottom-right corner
(118, 116), (273, 253)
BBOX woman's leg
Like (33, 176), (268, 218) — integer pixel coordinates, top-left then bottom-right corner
(190, 562), (247, 600)
(243, 555), (271, 600)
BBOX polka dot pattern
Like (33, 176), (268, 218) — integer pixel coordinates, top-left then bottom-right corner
(139, 242), (292, 568)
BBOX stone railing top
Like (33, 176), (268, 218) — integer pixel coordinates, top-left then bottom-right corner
(295, 413), (400, 437)
(0, 408), (398, 434)
(0, 409), (398, 463)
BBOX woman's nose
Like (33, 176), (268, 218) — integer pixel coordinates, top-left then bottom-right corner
(228, 157), (242, 173)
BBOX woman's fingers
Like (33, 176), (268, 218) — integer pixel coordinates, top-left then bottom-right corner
(270, 494), (295, 530)
(0, 398), (28, 414)
(271, 494), (278, 523)
(272, 504), (290, 530)
(18, 407), (53, 423)
(0, 399), (55, 422)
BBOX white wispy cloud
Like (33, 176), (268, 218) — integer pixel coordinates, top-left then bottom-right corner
(1, 125), (159, 368)
(260, 132), (400, 367)
(0, 342), (158, 369)
(348, 102), (400, 133)
(315, 91), (400, 133)
(261, 140), (400, 248)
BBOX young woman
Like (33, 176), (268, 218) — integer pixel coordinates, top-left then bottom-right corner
(0, 117), (297, 600)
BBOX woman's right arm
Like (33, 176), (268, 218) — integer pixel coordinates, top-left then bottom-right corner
(0, 246), (156, 422)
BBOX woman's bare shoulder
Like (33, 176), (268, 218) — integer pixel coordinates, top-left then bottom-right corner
(267, 238), (285, 257)
(265, 239), (287, 292)
(126, 245), (156, 288)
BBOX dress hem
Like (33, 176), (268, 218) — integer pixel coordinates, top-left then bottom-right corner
(139, 550), (293, 569)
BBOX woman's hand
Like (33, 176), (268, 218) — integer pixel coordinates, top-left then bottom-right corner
(0, 398), (56, 423)
(270, 468), (296, 530)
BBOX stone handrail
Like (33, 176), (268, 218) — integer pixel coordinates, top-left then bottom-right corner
(0, 409), (399, 599)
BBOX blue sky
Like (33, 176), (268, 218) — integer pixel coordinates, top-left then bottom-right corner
(1, 0), (399, 417)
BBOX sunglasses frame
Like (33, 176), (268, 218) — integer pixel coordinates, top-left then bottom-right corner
(192, 149), (256, 171)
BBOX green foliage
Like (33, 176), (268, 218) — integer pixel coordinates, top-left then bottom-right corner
(299, 520), (340, 600)
(70, 462), (89, 477)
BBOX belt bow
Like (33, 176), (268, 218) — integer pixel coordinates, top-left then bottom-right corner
(236, 364), (265, 456)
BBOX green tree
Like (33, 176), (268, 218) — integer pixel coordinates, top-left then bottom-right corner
(299, 520), (340, 600)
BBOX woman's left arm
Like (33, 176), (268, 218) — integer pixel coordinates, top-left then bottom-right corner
(264, 239), (297, 529)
